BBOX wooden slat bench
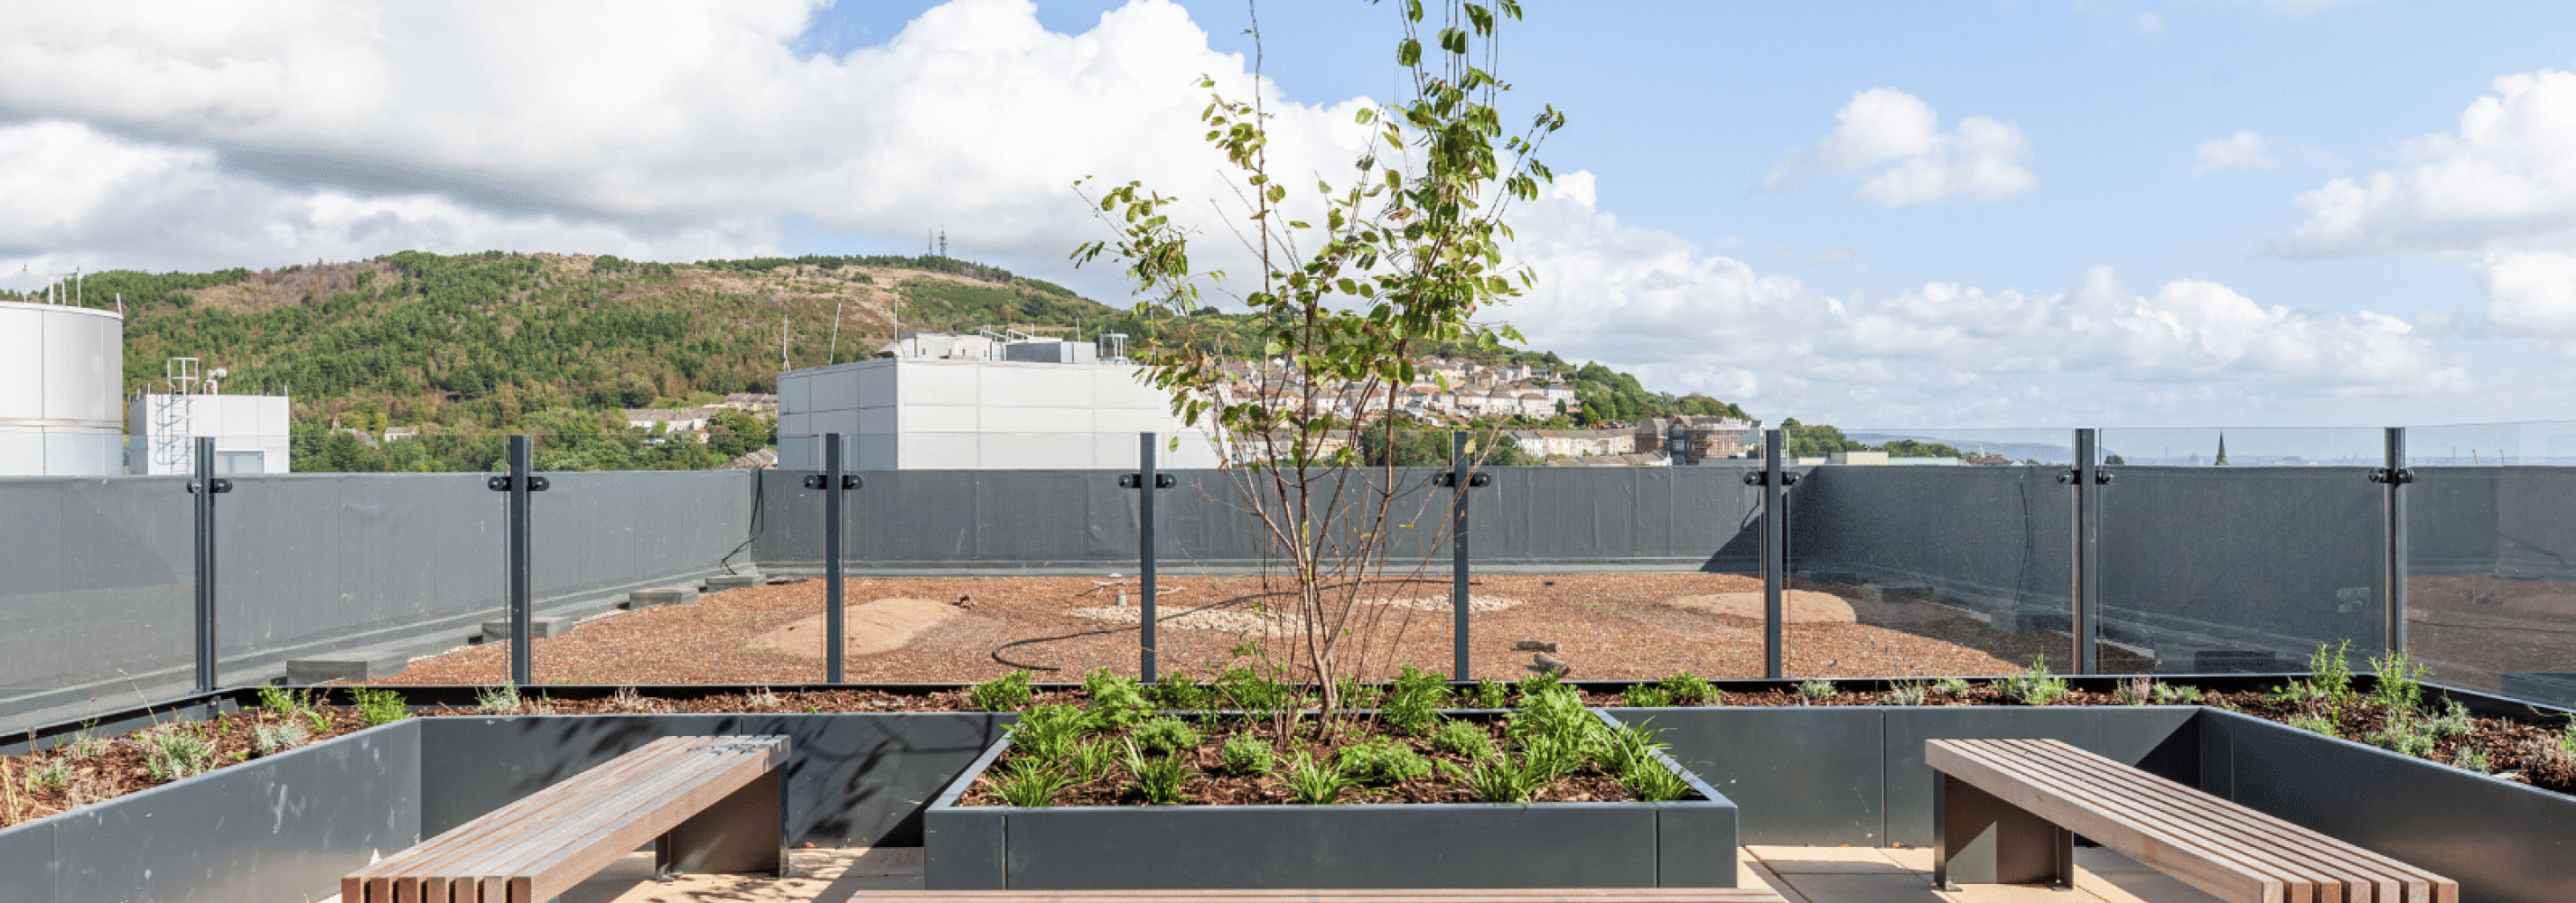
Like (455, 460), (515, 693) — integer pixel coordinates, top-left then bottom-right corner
(862, 890), (1788, 902)
(1927, 738), (2456, 903)
(344, 734), (790, 903)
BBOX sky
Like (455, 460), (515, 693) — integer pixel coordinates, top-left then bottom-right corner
(5, 0), (2576, 436)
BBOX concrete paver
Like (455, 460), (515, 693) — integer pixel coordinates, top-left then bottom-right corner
(1748, 844), (1912, 873)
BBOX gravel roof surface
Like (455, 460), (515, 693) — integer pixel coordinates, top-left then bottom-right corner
(373, 572), (2140, 685)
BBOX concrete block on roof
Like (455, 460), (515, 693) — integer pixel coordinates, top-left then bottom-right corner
(285, 652), (411, 684)
(481, 617), (571, 644)
(626, 586), (700, 609)
(705, 573), (763, 592)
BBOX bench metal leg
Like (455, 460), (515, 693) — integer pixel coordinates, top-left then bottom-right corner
(1935, 772), (2073, 889)
(658, 768), (789, 878)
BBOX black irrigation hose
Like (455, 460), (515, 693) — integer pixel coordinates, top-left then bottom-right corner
(717, 470), (768, 575)
(988, 594), (1259, 672)
(985, 575), (1459, 672)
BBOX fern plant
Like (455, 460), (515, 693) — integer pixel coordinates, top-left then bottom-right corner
(1431, 720), (1496, 760)
(1339, 739), (1433, 786)
(1380, 666), (1452, 736)
(1619, 684), (1673, 708)
(1132, 716), (1205, 757)
(968, 669), (1038, 712)
(1218, 733), (1274, 777)
(350, 686), (410, 725)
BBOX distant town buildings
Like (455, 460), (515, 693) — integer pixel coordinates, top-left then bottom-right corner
(1635, 415), (1761, 464)
(1214, 355), (1577, 424)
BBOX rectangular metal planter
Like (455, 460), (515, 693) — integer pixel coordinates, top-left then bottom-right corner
(1624, 704), (2198, 847)
(0, 710), (1009, 903)
(2206, 709), (2576, 903)
(417, 712), (1009, 846)
(0, 719), (420, 903)
(924, 711), (1739, 889)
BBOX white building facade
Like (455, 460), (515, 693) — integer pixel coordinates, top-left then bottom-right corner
(776, 334), (1219, 470)
(0, 300), (125, 476)
(126, 393), (292, 475)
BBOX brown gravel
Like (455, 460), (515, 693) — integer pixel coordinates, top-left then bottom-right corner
(370, 572), (2134, 685)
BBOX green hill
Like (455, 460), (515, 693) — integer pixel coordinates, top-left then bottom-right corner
(5, 251), (1743, 470)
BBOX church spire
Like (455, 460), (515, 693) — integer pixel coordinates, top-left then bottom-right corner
(2214, 432), (2230, 467)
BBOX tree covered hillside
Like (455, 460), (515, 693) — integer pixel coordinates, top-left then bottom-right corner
(82, 251), (1106, 433)
(6, 250), (1750, 469)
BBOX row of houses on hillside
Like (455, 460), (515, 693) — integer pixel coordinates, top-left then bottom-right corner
(1214, 357), (1577, 423)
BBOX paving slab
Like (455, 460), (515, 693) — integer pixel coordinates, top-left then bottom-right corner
(2077, 870), (2225, 903)
(2073, 846), (2159, 874)
(1749, 844), (1912, 874)
(1935, 884), (2110, 903)
(1772, 871), (1951, 903)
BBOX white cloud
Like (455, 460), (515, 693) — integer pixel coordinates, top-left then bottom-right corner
(1766, 88), (2036, 207)
(1490, 182), (2464, 425)
(0, 0), (1375, 285)
(2194, 131), (2274, 172)
(2134, 13), (2166, 34)
(0, 120), (772, 284)
(2262, 70), (2576, 259)
(2476, 251), (2576, 356)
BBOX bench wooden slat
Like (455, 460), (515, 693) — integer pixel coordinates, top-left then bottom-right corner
(1930, 740), (2284, 902)
(479, 739), (781, 903)
(1959, 739), (2412, 903)
(514, 741), (784, 901)
(2003, 738), (2439, 902)
(1976, 739), (2383, 901)
(346, 737), (699, 903)
(856, 892), (1789, 902)
(2002, 739), (2431, 902)
(1970, 740), (2348, 902)
(1928, 739), (2456, 903)
(346, 735), (786, 903)
(405, 737), (713, 903)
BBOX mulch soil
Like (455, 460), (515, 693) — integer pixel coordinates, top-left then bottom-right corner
(368, 573), (2140, 686)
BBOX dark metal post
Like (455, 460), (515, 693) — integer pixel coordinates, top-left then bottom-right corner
(2071, 429), (2102, 675)
(187, 436), (230, 693)
(1762, 428), (1787, 679)
(1138, 433), (1159, 682)
(825, 434), (846, 684)
(1451, 431), (1472, 681)
(483, 434), (544, 687)
(800, 435), (863, 683)
(2379, 426), (2412, 655)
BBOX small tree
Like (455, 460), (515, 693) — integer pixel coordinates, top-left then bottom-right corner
(1075, 0), (1563, 734)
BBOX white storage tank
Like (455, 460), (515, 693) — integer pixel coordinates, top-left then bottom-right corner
(0, 300), (125, 477)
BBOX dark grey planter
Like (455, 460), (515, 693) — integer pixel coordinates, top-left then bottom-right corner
(1625, 704), (2199, 846)
(0, 711), (1010, 903)
(0, 719), (419, 903)
(924, 711), (1739, 889)
(417, 712), (1009, 846)
(2204, 709), (2576, 903)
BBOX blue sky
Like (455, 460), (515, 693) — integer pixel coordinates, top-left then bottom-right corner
(6, 1), (2576, 432)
